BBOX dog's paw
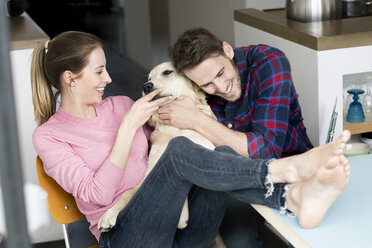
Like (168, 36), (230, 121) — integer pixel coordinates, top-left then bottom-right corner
(177, 208), (189, 229)
(98, 208), (119, 232)
(177, 219), (188, 229)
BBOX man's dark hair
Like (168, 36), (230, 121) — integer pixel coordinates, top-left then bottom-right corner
(171, 27), (224, 72)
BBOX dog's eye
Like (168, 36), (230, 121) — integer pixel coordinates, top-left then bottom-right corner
(162, 70), (173, 76)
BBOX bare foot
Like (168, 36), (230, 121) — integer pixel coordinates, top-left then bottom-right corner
(269, 130), (351, 183)
(286, 152), (350, 228)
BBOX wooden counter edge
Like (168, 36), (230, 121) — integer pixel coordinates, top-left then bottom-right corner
(11, 38), (49, 51)
(251, 204), (310, 248)
(10, 12), (49, 51)
(343, 121), (372, 135)
(234, 8), (372, 51)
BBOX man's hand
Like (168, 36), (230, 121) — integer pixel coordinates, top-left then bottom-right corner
(158, 96), (249, 157)
(157, 96), (205, 129)
(195, 102), (217, 120)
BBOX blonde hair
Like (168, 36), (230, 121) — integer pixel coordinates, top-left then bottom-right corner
(30, 31), (102, 126)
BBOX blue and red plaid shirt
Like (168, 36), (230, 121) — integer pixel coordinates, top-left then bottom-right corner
(207, 45), (313, 159)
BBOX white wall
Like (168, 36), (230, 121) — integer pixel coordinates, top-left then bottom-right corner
(11, 49), (37, 184)
(124, 0), (285, 70)
(124, 0), (171, 71)
(149, 0), (171, 67)
(11, 49), (64, 244)
(245, 0), (285, 10)
(124, 0), (152, 70)
(168, 0), (285, 45)
(168, 0), (246, 45)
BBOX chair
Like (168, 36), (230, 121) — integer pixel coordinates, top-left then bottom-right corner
(36, 156), (98, 248)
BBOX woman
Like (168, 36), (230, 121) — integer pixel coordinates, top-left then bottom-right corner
(31, 31), (350, 248)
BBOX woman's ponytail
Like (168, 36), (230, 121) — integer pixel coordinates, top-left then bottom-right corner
(30, 41), (56, 126)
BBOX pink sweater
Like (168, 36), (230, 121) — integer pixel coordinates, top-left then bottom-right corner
(33, 96), (151, 241)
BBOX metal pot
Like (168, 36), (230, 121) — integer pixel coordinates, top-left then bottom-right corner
(342, 0), (372, 17)
(286, 0), (343, 22)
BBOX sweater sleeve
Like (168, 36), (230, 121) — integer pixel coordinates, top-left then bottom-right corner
(33, 127), (124, 206)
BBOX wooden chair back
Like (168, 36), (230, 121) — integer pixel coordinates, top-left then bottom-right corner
(36, 156), (85, 224)
(36, 156), (98, 248)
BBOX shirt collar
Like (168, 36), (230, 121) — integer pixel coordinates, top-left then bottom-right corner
(233, 47), (246, 65)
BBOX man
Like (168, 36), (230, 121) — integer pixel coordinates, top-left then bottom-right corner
(158, 27), (313, 247)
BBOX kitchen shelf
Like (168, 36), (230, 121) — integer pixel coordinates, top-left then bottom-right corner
(10, 13), (49, 50)
(343, 111), (372, 135)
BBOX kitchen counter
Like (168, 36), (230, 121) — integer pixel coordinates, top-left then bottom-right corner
(234, 8), (372, 51)
(10, 12), (49, 50)
(234, 8), (372, 145)
(252, 154), (372, 247)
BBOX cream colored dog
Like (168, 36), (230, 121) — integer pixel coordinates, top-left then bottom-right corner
(98, 62), (224, 247)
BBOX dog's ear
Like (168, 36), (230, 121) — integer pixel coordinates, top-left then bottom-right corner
(192, 82), (206, 101)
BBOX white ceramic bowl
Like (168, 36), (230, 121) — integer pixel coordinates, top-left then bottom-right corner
(361, 132), (372, 153)
(344, 143), (370, 157)
(361, 137), (372, 152)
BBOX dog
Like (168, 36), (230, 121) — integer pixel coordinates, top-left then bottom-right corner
(98, 62), (225, 247)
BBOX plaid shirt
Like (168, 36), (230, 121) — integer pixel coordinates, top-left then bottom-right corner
(207, 45), (313, 159)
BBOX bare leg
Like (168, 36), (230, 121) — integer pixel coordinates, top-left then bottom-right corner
(269, 130), (351, 183)
(286, 151), (350, 228)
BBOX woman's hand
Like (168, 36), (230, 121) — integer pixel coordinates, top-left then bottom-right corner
(122, 89), (171, 131)
(147, 117), (156, 127)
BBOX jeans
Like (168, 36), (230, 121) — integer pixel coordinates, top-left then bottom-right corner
(99, 137), (287, 248)
(217, 145), (265, 248)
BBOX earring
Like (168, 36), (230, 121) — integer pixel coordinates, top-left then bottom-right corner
(70, 81), (75, 88)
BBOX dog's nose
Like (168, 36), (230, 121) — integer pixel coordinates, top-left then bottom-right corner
(143, 82), (154, 94)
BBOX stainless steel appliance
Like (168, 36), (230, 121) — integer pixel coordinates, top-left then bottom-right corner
(286, 0), (342, 22)
(342, 0), (372, 18)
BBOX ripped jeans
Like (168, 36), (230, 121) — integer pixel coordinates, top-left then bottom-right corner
(99, 136), (288, 248)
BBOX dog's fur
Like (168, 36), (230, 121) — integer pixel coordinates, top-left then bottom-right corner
(98, 62), (223, 246)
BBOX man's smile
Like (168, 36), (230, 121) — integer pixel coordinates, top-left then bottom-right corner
(223, 80), (233, 95)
